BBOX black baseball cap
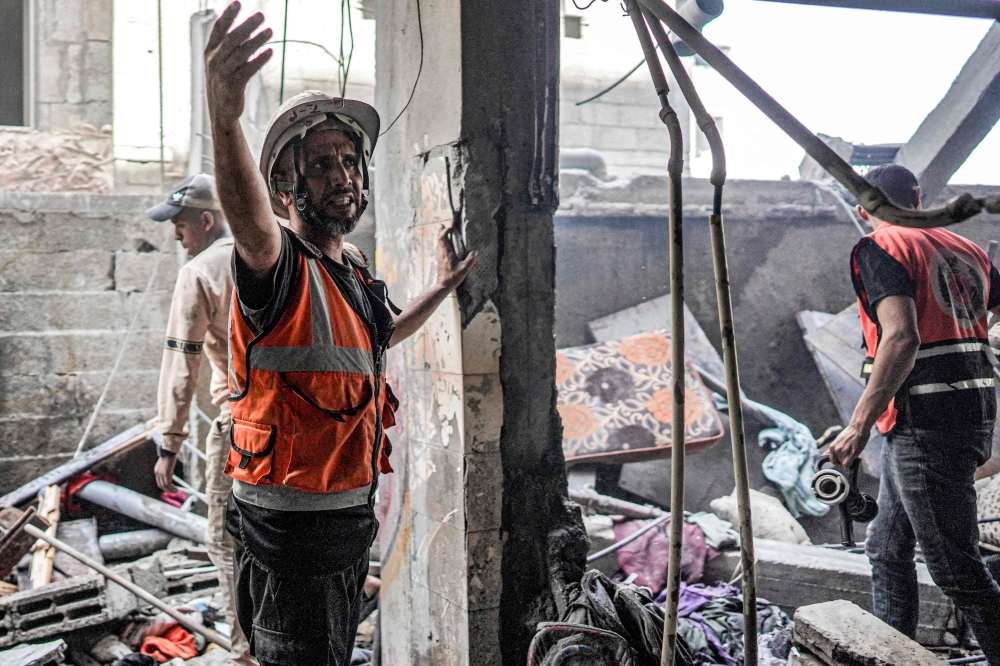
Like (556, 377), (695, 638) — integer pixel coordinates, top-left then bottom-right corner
(145, 174), (222, 222)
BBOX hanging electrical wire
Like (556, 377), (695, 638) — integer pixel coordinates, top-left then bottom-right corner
(279, 0), (290, 102)
(380, 0), (423, 136)
(265, 39), (342, 65)
(338, 0), (355, 98)
(576, 56), (646, 105)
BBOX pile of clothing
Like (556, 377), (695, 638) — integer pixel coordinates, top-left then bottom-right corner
(656, 582), (792, 666)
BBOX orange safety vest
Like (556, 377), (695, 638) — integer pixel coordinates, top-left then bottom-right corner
(851, 224), (997, 434)
(225, 239), (396, 497)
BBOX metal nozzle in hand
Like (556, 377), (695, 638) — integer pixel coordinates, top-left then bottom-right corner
(812, 428), (879, 548)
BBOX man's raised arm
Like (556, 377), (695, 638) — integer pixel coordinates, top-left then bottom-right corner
(205, 2), (280, 277)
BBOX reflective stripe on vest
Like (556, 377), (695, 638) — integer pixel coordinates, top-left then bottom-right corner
(909, 377), (997, 395)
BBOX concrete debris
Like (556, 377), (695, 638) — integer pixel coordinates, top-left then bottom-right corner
(0, 573), (136, 649)
(704, 539), (953, 646)
(53, 519), (103, 579)
(792, 600), (943, 666)
(0, 639), (67, 666)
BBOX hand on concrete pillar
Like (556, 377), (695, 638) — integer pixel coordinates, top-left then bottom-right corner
(204, 2), (273, 130)
(436, 224), (478, 292)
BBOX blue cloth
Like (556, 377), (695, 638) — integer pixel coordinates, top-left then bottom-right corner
(867, 426), (1000, 664)
(754, 401), (829, 518)
(712, 392), (828, 518)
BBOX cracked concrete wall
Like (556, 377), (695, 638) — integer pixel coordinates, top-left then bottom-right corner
(555, 173), (1000, 434)
(375, 1), (585, 664)
(0, 192), (175, 497)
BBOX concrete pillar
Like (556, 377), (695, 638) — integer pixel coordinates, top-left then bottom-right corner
(374, 1), (586, 665)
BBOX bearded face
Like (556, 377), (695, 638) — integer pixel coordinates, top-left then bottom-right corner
(276, 126), (365, 242)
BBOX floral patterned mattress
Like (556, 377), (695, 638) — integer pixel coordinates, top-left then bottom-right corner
(556, 330), (725, 464)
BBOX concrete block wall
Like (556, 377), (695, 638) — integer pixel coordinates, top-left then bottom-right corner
(0, 192), (175, 498)
(561, 79), (688, 178)
(34, 0), (113, 132)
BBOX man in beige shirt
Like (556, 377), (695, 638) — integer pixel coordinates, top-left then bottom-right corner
(147, 174), (252, 665)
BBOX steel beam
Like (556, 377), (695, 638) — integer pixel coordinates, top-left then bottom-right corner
(894, 23), (1000, 202)
(755, 0), (1000, 20)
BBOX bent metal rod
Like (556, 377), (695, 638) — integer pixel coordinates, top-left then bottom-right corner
(627, 3), (760, 664)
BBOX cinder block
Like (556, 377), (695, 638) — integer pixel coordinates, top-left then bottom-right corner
(113, 250), (178, 294)
(44, 0), (85, 42)
(0, 410), (154, 463)
(793, 600), (943, 666)
(84, 0), (112, 41)
(0, 329), (163, 377)
(66, 44), (83, 105)
(705, 539), (952, 646)
(0, 208), (169, 254)
(0, 574), (136, 649)
(0, 290), (172, 333)
(83, 41), (112, 103)
(0, 370), (158, 421)
(0, 250), (113, 292)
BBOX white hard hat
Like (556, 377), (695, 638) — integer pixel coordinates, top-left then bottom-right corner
(259, 91), (380, 219)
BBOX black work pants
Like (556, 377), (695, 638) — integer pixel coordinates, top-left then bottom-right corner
(229, 498), (370, 666)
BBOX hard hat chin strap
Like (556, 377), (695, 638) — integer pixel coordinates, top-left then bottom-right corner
(273, 138), (370, 220)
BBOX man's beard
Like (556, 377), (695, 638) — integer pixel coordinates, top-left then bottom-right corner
(298, 192), (361, 241)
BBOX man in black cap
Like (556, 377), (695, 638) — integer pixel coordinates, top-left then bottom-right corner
(147, 175), (254, 666)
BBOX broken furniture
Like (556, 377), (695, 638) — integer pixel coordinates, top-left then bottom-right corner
(704, 539), (953, 646)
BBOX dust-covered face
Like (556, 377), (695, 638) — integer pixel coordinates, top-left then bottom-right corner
(276, 126), (364, 240)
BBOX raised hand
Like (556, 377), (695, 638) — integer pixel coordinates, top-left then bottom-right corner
(205, 2), (273, 129)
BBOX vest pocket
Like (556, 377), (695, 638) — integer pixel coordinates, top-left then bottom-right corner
(229, 418), (277, 483)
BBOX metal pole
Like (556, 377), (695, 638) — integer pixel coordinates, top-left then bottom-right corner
(626, 4), (686, 664)
(642, 14), (759, 664)
(17, 522), (232, 652)
(636, 0), (1000, 230)
(76, 481), (207, 543)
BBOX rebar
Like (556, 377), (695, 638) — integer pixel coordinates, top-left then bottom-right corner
(626, 4), (687, 664)
(642, 13), (759, 664)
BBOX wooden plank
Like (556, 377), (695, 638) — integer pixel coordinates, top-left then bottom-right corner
(0, 421), (153, 508)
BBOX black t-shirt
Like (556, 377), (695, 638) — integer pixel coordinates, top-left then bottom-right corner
(230, 226), (392, 574)
(853, 239), (1000, 323)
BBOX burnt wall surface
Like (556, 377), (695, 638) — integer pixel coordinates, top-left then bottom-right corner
(0, 192), (174, 497)
(555, 174), (1000, 433)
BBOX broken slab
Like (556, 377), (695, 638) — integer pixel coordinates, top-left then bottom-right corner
(703, 539), (953, 646)
(53, 518), (103, 578)
(793, 600), (943, 666)
(0, 639), (67, 666)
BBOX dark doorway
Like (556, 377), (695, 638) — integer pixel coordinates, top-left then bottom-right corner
(0, 0), (25, 126)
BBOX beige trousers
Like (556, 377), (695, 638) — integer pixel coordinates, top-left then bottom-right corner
(205, 403), (255, 666)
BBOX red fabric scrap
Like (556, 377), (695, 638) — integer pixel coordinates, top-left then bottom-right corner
(61, 472), (115, 516)
(159, 490), (187, 508)
(140, 625), (198, 663)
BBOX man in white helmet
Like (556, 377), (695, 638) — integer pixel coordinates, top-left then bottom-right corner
(204, 4), (477, 665)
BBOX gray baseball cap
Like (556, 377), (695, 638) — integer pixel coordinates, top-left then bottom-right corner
(145, 173), (222, 222)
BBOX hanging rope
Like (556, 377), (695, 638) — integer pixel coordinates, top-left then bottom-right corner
(73, 253), (163, 458)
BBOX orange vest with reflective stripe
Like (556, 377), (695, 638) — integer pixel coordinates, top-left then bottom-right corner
(225, 241), (395, 495)
(851, 224), (996, 433)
